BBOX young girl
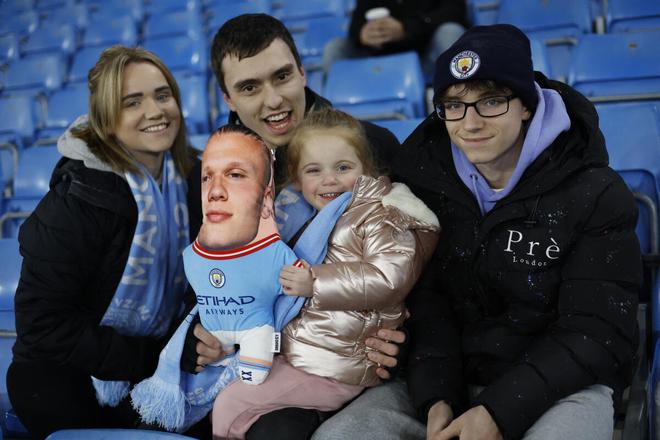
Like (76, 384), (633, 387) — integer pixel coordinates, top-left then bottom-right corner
(212, 107), (440, 439)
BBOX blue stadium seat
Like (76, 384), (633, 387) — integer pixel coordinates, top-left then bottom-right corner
(46, 429), (197, 439)
(467, 0), (500, 26)
(173, 72), (210, 135)
(325, 52), (426, 121)
(82, 15), (138, 48)
(568, 31), (660, 104)
(496, 0), (592, 82)
(144, 8), (204, 40)
(290, 15), (347, 71)
(143, 36), (208, 75)
(1, 10), (39, 36)
(38, 83), (89, 141)
(0, 34), (19, 65)
(205, 0), (271, 36)
(0, 237), (21, 434)
(375, 118), (424, 143)
(530, 37), (553, 79)
(273, 0), (344, 21)
(39, 3), (90, 31)
(607, 0), (660, 33)
(0, 238), (20, 333)
(0, 95), (39, 150)
(597, 102), (660, 257)
(85, 0), (144, 23)
(0, 0), (34, 15)
(2, 53), (67, 95)
(305, 70), (324, 96)
(1, 145), (61, 238)
(145, 0), (201, 14)
(21, 23), (77, 57)
(68, 46), (105, 83)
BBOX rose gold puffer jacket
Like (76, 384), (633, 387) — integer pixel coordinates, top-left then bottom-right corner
(282, 175), (440, 387)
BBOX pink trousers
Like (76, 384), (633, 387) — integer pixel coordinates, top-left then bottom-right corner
(212, 355), (364, 439)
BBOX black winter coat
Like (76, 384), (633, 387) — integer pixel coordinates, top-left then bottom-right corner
(394, 74), (642, 439)
(348, 0), (468, 54)
(12, 156), (202, 383)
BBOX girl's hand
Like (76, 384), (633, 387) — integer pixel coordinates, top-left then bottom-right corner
(279, 260), (313, 297)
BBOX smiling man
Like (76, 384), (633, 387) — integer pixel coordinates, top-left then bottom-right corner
(210, 13), (400, 186)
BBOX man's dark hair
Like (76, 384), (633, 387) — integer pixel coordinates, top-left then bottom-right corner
(211, 13), (303, 96)
(211, 124), (274, 186)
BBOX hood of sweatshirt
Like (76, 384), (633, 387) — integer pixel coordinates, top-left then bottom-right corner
(57, 115), (118, 175)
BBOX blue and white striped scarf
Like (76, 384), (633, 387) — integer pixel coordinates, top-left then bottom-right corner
(92, 152), (190, 406)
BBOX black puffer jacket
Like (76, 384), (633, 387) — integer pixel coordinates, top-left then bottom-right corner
(395, 74), (642, 439)
(12, 151), (202, 383)
(348, 0), (468, 54)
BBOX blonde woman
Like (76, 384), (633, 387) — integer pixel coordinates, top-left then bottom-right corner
(7, 46), (219, 439)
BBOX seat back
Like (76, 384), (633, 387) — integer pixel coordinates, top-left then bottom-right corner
(83, 15), (138, 48)
(325, 52), (426, 121)
(21, 23), (76, 56)
(597, 102), (660, 255)
(68, 46), (105, 83)
(3, 53), (66, 94)
(273, 0), (345, 21)
(173, 72), (210, 135)
(568, 31), (660, 104)
(144, 35), (208, 75)
(144, 8), (204, 40)
(497, 0), (592, 81)
(607, 0), (660, 33)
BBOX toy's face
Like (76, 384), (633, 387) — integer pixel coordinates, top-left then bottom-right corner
(199, 132), (275, 250)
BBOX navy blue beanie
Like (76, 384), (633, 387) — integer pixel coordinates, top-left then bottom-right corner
(433, 24), (538, 112)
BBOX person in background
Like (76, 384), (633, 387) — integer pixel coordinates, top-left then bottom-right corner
(321, 23), (642, 440)
(322, 0), (468, 78)
(7, 46), (216, 440)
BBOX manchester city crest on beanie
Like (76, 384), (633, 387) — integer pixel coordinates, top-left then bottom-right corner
(433, 24), (538, 112)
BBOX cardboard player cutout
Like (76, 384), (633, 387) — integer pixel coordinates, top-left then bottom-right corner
(183, 126), (300, 385)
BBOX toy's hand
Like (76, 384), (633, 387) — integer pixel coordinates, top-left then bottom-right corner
(279, 260), (313, 297)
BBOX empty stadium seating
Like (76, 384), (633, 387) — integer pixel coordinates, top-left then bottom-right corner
(325, 52), (426, 121)
(568, 31), (660, 104)
(2, 53), (67, 95)
(497, 0), (592, 82)
(607, 0), (660, 33)
(1, 145), (61, 238)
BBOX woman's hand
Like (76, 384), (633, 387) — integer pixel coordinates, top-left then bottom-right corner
(365, 328), (407, 380)
(192, 323), (228, 373)
(279, 260), (313, 297)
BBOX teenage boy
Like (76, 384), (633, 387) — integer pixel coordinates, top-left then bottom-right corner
(313, 24), (642, 440)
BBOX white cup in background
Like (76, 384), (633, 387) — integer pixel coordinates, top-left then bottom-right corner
(365, 7), (390, 21)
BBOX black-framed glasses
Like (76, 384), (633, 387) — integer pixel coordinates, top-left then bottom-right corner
(435, 94), (517, 121)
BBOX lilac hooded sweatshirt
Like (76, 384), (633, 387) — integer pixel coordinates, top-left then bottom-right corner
(451, 83), (571, 215)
